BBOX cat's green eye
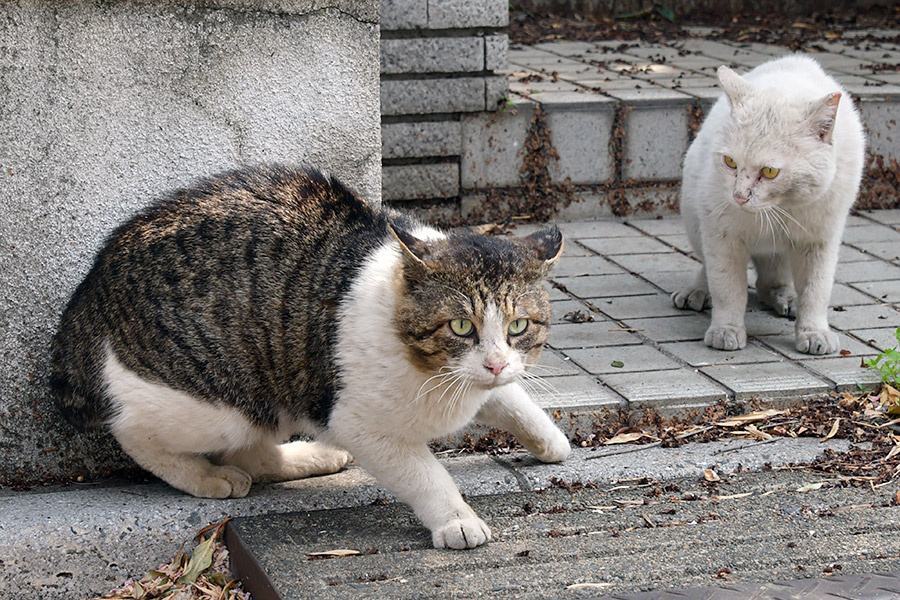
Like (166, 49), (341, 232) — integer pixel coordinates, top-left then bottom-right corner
(508, 318), (529, 336)
(449, 318), (474, 337)
(761, 166), (780, 179)
(723, 155), (737, 169)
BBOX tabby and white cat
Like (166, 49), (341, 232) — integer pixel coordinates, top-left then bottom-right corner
(673, 55), (866, 354)
(51, 166), (570, 549)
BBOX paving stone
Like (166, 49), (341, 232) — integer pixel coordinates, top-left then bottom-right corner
(592, 294), (686, 320)
(548, 321), (643, 349)
(382, 163), (458, 201)
(532, 40), (604, 56)
(546, 106), (616, 185)
(639, 270), (698, 294)
(610, 252), (700, 273)
(553, 273), (658, 298)
(485, 34), (508, 71)
(834, 260), (900, 282)
(838, 245), (876, 263)
(701, 362), (831, 401)
(552, 254), (626, 277)
(802, 356), (885, 392)
(656, 234), (693, 254)
(530, 375), (622, 411)
(381, 120), (461, 159)
(743, 310), (796, 337)
(381, 38), (484, 75)
(551, 299), (598, 324)
(848, 279), (900, 303)
(859, 209), (900, 226)
(675, 39), (774, 67)
(756, 332), (879, 361)
(427, 0), (507, 28)
(841, 223), (900, 243)
(849, 326), (900, 352)
(536, 347), (585, 377)
(544, 281), (570, 301)
(626, 217), (686, 236)
(830, 282), (883, 306)
(601, 368), (728, 410)
(381, 77), (485, 116)
(851, 240), (900, 262)
(857, 99), (900, 158)
(623, 314), (709, 342)
(659, 340), (782, 367)
(558, 220), (642, 238)
(578, 235), (674, 256)
(460, 101), (532, 188)
(827, 303), (900, 331)
(509, 77), (582, 94)
(525, 89), (609, 108)
(485, 74), (509, 110)
(381, 0), (427, 29)
(566, 344), (682, 375)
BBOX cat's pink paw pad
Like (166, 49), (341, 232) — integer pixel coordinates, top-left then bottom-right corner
(795, 330), (839, 355)
(705, 325), (746, 351)
(432, 517), (491, 549)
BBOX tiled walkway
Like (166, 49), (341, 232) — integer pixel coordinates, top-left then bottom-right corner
(524, 210), (900, 419)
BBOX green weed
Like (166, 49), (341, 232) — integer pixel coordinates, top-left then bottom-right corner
(864, 326), (900, 386)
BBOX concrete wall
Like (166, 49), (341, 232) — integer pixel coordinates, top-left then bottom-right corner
(0, 0), (380, 482)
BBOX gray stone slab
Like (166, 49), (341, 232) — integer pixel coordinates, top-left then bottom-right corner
(743, 310), (796, 337)
(558, 220), (641, 238)
(858, 99), (900, 158)
(830, 282), (882, 306)
(640, 270), (699, 294)
(381, 120), (461, 159)
(756, 331), (879, 361)
(592, 294), (685, 320)
(485, 74), (508, 110)
(859, 209), (900, 225)
(838, 245), (876, 263)
(623, 314), (710, 342)
(626, 217), (686, 236)
(849, 279), (900, 303)
(509, 77), (583, 94)
(841, 223), (900, 243)
(657, 233), (694, 253)
(565, 344), (682, 375)
(610, 252), (700, 273)
(552, 254), (626, 277)
(834, 259), (900, 282)
(544, 281), (570, 301)
(803, 356), (885, 392)
(381, 37), (484, 74)
(485, 34), (508, 71)
(622, 100), (691, 181)
(530, 375), (621, 411)
(460, 102), (532, 188)
(551, 299), (599, 324)
(601, 368), (728, 410)
(381, 0), (427, 29)
(382, 163), (459, 201)
(578, 235), (675, 255)
(827, 303), (900, 331)
(547, 321), (644, 349)
(849, 326), (900, 352)
(851, 240), (900, 262)
(701, 362), (831, 401)
(609, 86), (694, 104)
(547, 107), (615, 185)
(525, 90), (612, 109)
(536, 348), (585, 377)
(427, 0), (507, 28)
(553, 273), (658, 298)
(381, 77), (485, 116)
(659, 340), (782, 367)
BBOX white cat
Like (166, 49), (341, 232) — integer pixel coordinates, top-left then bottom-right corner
(673, 55), (866, 354)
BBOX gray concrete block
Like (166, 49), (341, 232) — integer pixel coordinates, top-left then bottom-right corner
(622, 102), (692, 181)
(0, 0), (380, 480)
(553, 273), (658, 298)
(485, 74), (510, 111)
(799, 356), (884, 392)
(485, 34), (509, 71)
(547, 321), (643, 349)
(552, 191), (618, 221)
(851, 240), (900, 262)
(659, 340), (782, 367)
(858, 98), (900, 159)
(626, 217), (687, 236)
(381, 37), (484, 75)
(382, 120), (461, 159)
(460, 102), (533, 188)
(551, 299), (600, 324)
(382, 163), (459, 201)
(835, 260), (900, 282)
(851, 327), (900, 352)
(622, 315), (710, 343)
(602, 369), (728, 411)
(537, 348), (586, 377)
(530, 375), (622, 412)
(849, 280), (900, 303)
(557, 219), (641, 238)
(830, 282), (882, 306)
(593, 294), (690, 320)
(546, 107), (615, 185)
(552, 255), (626, 277)
(756, 332), (878, 361)
(380, 0), (426, 29)
(578, 235), (674, 255)
(827, 303), (900, 331)
(860, 209), (900, 225)
(381, 77), (486, 116)
(701, 362), (831, 401)
(427, 0), (508, 28)
(612, 252), (700, 273)
(566, 344), (682, 375)
(841, 224), (900, 243)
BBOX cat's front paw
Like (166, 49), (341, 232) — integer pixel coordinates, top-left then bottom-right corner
(432, 516), (492, 550)
(705, 325), (746, 351)
(795, 329), (840, 355)
(762, 286), (797, 318)
(672, 287), (710, 312)
(530, 427), (571, 463)
(190, 465), (252, 499)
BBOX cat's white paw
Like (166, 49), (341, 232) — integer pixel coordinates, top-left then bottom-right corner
(530, 427), (571, 463)
(705, 325), (747, 351)
(795, 329), (840, 355)
(189, 465), (252, 499)
(763, 286), (797, 318)
(432, 516), (492, 550)
(672, 287), (710, 312)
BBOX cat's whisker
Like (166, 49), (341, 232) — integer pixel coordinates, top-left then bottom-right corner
(767, 207), (793, 248)
(414, 370), (463, 404)
(519, 370), (559, 397)
(772, 205), (806, 237)
(521, 362), (567, 376)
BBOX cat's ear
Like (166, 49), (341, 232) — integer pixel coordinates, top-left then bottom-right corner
(388, 223), (435, 269)
(526, 226), (564, 268)
(808, 92), (841, 143)
(717, 66), (753, 108)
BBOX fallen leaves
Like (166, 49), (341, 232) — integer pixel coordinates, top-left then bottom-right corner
(715, 409), (788, 428)
(306, 549), (361, 560)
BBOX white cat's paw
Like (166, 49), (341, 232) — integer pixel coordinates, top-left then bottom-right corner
(765, 286), (797, 318)
(190, 466), (252, 499)
(432, 516), (492, 550)
(530, 427), (571, 463)
(672, 287), (710, 312)
(705, 325), (747, 351)
(795, 329), (840, 355)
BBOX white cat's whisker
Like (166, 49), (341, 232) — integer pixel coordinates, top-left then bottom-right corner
(772, 205), (807, 236)
(521, 362), (566, 376)
(414, 370), (462, 404)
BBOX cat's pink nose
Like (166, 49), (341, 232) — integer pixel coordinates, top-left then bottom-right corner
(734, 193), (750, 205)
(485, 361), (507, 376)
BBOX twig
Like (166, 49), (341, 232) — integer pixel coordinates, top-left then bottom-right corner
(584, 441), (662, 460)
(711, 438), (779, 456)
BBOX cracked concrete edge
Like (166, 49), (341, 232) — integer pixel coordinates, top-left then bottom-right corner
(197, 0), (380, 23)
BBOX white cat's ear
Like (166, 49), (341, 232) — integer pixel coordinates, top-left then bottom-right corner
(526, 227), (564, 268)
(717, 66), (753, 107)
(808, 92), (841, 143)
(389, 224), (435, 269)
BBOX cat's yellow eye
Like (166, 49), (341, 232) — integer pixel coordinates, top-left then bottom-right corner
(761, 166), (780, 179)
(508, 318), (529, 336)
(449, 318), (474, 337)
(723, 155), (737, 169)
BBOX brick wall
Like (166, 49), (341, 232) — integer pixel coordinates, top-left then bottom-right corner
(380, 0), (509, 212)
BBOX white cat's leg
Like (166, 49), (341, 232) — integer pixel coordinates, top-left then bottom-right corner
(789, 241), (841, 354)
(476, 382), (570, 463)
(672, 267), (711, 312)
(703, 238), (750, 350)
(216, 441), (352, 483)
(752, 254), (797, 317)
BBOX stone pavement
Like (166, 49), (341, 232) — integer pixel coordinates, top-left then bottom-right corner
(509, 211), (900, 434)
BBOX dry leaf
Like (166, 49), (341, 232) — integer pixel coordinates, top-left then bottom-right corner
(796, 482), (826, 493)
(715, 409), (787, 427)
(714, 492), (752, 501)
(306, 549), (361, 559)
(703, 469), (721, 482)
(880, 384), (900, 406)
(822, 418), (841, 442)
(886, 445), (900, 461)
(744, 424), (773, 441)
(567, 582), (614, 590)
(606, 431), (653, 445)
